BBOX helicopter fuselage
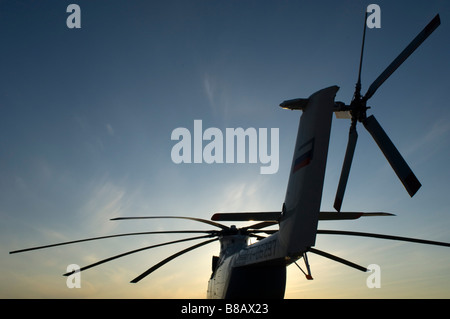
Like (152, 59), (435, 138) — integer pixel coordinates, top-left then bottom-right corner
(207, 233), (287, 299)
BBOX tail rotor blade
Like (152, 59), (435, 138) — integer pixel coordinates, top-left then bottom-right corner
(130, 238), (218, 283)
(334, 126), (358, 211)
(355, 10), (368, 95)
(364, 14), (440, 101)
(363, 115), (421, 197)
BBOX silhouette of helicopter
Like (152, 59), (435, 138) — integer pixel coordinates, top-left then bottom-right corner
(10, 12), (449, 299)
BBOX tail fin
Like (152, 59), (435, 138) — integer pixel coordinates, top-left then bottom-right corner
(279, 86), (339, 256)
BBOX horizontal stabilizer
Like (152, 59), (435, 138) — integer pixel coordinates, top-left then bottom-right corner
(211, 212), (281, 222)
(211, 211), (394, 222)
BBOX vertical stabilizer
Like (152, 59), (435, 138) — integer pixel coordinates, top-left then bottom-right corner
(279, 86), (338, 256)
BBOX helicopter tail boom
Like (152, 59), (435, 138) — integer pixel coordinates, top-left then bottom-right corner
(278, 86), (338, 257)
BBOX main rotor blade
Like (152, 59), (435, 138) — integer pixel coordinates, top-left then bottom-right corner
(363, 14), (440, 101)
(9, 230), (215, 254)
(256, 230), (278, 235)
(317, 230), (450, 247)
(242, 221), (278, 231)
(363, 115), (421, 196)
(63, 235), (215, 276)
(111, 216), (229, 230)
(130, 238), (218, 283)
(334, 126), (358, 211)
(309, 247), (367, 272)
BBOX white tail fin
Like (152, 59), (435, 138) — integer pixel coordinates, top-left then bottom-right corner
(279, 86), (339, 256)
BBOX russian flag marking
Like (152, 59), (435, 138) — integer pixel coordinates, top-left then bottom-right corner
(293, 138), (314, 174)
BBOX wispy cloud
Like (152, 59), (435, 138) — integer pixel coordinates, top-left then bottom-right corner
(80, 178), (127, 234)
(106, 123), (114, 136)
(214, 175), (273, 213)
(202, 72), (232, 122)
(404, 117), (450, 161)
(203, 73), (216, 110)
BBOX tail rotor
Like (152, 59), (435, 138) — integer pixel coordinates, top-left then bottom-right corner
(334, 13), (440, 211)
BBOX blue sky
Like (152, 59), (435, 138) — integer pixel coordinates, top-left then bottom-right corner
(1, 0), (450, 298)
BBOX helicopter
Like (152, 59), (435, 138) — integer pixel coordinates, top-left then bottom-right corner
(10, 12), (450, 299)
